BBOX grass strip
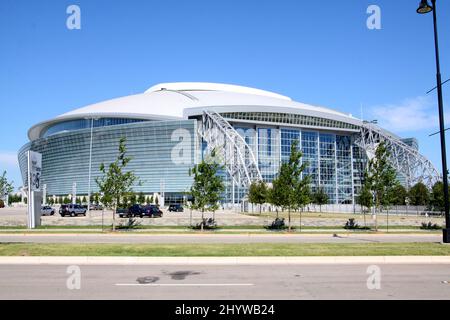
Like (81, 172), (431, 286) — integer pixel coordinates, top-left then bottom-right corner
(0, 242), (449, 257)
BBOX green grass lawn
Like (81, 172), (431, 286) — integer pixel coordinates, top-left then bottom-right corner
(0, 243), (449, 257)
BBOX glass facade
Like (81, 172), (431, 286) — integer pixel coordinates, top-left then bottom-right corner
(19, 120), (197, 199)
(42, 118), (147, 138)
(222, 112), (360, 131)
(231, 126), (365, 205)
(20, 112), (366, 206)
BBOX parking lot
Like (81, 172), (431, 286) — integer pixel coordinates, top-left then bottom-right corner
(0, 205), (445, 229)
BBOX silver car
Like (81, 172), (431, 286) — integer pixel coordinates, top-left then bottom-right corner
(41, 206), (55, 216)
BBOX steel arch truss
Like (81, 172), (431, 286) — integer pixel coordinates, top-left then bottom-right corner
(355, 124), (440, 188)
(199, 110), (262, 188)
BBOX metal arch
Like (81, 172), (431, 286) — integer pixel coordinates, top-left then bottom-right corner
(355, 123), (441, 188)
(199, 110), (262, 188)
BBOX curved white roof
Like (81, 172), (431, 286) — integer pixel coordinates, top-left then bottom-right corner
(28, 82), (361, 140)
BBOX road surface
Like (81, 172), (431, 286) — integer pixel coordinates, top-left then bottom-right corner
(0, 263), (449, 300)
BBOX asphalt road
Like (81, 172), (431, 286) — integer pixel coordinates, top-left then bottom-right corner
(0, 233), (442, 244)
(0, 264), (449, 300)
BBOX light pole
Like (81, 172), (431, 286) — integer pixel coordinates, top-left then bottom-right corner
(417, 0), (450, 243)
(86, 117), (98, 218)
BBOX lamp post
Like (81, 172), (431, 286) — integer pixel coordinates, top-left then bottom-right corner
(86, 117), (98, 218)
(417, 0), (450, 243)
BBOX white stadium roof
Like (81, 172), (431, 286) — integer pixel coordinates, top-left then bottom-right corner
(28, 82), (362, 140)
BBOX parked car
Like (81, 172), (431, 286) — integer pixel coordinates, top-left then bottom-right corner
(89, 204), (104, 211)
(59, 204), (87, 217)
(116, 207), (129, 218)
(143, 205), (163, 218)
(41, 206), (55, 216)
(168, 204), (184, 212)
(117, 204), (163, 218)
(117, 204), (144, 218)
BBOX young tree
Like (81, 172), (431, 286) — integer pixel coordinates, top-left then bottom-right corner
(271, 140), (309, 232)
(364, 142), (398, 229)
(312, 187), (328, 212)
(357, 181), (374, 227)
(248, 180), (268, 214)
(389, 184), (407, 206)
(408, 182), (430, 206)
(129, 193), (137, 205)
(82, 196), (87, 204)
(93, 193), (99, 204)
(188, 150), (225, 230)
(155, 195), (159, 207)
(95, 137), (139, 231)
(430, 181), (445, 213)
(150, 195), (154, 204)
(0, 171), (13, 201)
(138, 192), (145, 205)
(295, 175), (311, 232)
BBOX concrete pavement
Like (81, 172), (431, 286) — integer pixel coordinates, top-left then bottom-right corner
(0, 233), (443, 244)
(0, 263), (449, 299)
(1, 256), (450, 265)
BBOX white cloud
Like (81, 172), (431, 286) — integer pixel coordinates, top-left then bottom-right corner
(0, 151), (18, 168)
(369, 96), (450, 133)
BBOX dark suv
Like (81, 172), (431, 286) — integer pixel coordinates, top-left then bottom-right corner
(117, 204), (144, 218)
(168, 204), (184, 212)
(59, 204), (87, 217)
(143, 205), (163, 218)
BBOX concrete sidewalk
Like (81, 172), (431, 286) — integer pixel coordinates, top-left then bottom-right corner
(1, 256), (450, 265)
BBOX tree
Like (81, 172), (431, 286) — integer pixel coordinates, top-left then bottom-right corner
(271, 140), (309, 232)
(188, 150), (225, 230)
(129, 193), (137, 205)
(63, 197), (70, 204)
(389, 184), (407, 206)
(248, 180), (268, 214)
(155, 195), (159, 207)
(362, 142), (398, 230)
(408, 182), (430, 206)
(312, 187), (328, 212)
(95, 137), (139, 231)
(122, 196), (129, 207)
(138, 192), (145, 205)
(295, 174), (311, 232)
(82, 196), (87, 204)
(430, 181), (446, 213)
(150, 195), (154, 204)
(0, 171), (13, 200)
(357, 182), (374, 227)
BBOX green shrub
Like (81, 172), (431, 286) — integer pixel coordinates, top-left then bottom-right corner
(344, 218), (370, 230)
(420, 222), (442, 230)
(192, 218), (218, 230)
(266, 218), (289, 230)
(116, 218), (142, 230)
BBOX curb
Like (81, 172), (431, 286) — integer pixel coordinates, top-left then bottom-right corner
(0, 256), (449, 265)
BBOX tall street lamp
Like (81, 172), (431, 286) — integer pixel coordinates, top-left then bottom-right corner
(417, 0), (450, 243)
(86, 117), (99, 218)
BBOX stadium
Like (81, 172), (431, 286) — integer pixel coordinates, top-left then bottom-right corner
(18, 82), (440, 207)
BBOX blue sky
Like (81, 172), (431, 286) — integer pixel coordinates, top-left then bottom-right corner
(0, 0), (449, 189)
